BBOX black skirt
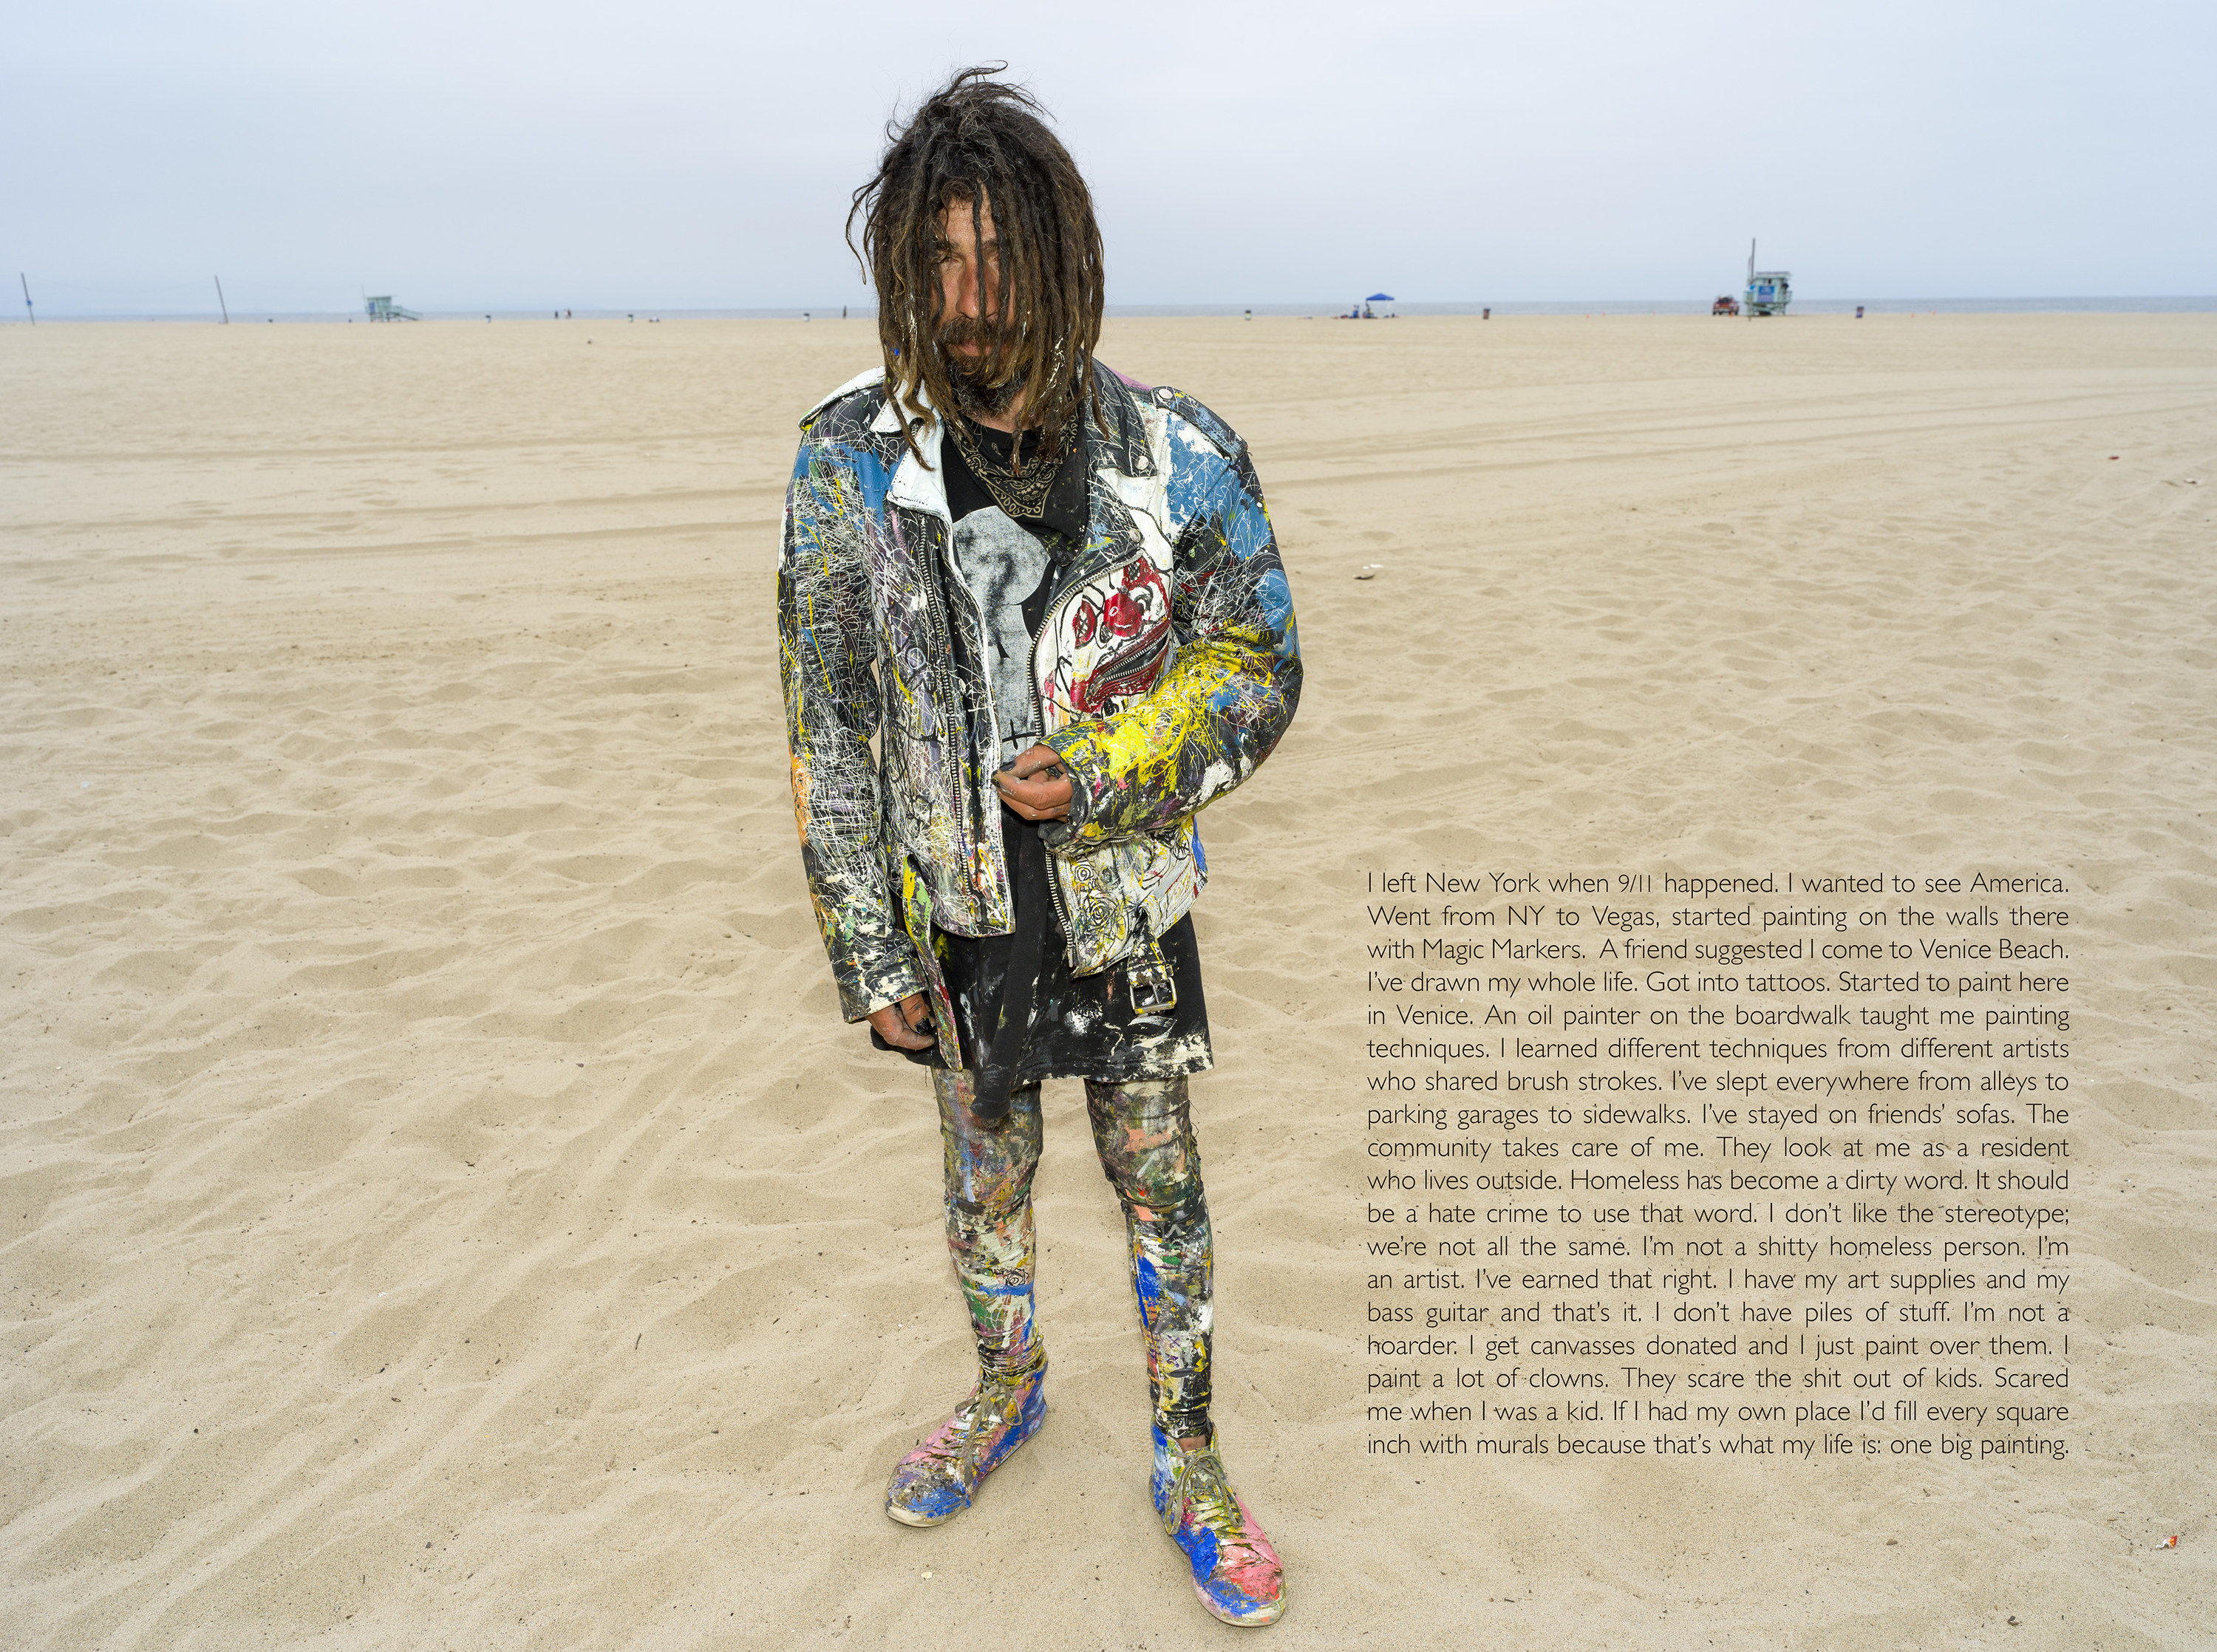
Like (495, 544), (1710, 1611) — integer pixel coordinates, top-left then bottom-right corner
(911, 807), (1212, 1088)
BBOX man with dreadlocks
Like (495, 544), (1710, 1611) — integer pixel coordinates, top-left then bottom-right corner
(777, 67), (1299, 1627)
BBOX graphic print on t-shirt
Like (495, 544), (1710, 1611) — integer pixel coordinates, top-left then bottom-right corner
(950, 506), (1052, 767)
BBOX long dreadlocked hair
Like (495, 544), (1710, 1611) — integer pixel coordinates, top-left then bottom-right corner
(847, 66), (1105, 465)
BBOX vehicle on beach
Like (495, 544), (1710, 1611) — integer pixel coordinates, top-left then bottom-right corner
(1712, 295), (1740, 315)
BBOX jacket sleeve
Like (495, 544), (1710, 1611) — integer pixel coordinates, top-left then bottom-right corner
(1043, 406), (1301, 849)
(777, 435), (924, 1020)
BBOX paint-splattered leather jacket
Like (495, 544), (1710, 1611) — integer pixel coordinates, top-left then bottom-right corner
(777, 359), (1300, 1065)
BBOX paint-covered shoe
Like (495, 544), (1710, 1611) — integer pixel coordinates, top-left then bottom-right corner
(883, 1365), (1046, 1527)
(1151, 1425), (1287, 1626)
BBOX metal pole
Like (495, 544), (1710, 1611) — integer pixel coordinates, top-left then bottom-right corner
(19, 273), (33, 325)
(214, 276), (229, 324)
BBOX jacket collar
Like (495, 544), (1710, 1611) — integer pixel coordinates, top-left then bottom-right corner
(1085, 361), (1156, 479)
(873, 359), (1157, 479)
(800, 364), (889, 429)
(875, 361), (1157, 528)
(886, 406), (950, 521)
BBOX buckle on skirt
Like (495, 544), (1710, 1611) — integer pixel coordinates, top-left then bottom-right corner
(1128, 938), (1177, 1016)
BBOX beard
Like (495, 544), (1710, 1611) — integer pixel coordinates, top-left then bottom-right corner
(936, 316), (1026, 417)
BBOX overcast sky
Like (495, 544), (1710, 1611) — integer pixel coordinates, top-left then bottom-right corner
(4, 1), (2210, 315)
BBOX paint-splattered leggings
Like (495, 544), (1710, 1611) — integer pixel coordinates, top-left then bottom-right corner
(936, 1067), (1213, 1441)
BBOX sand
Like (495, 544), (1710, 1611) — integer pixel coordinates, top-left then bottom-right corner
(2, 313), (2213, 1648)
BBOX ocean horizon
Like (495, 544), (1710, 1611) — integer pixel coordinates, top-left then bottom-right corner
(8, 296), (2214, 325)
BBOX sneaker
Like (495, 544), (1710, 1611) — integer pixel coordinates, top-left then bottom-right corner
(1151, 1425), (1287, 1625)
(883, 1365), (1047, 1528)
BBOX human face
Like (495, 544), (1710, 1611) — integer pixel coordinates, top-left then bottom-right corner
(934, 194), (1002, 368)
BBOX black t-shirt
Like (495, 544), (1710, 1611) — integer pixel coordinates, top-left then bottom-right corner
(941, 427), (1061, 770)
(939, 416), (1090, 540)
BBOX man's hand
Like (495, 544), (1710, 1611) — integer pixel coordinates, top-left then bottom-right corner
(995, 743), (1073, 822)
(868, 992), (936, 1051)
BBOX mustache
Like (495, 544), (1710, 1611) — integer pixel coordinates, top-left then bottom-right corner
(936, 314), (1010, 364)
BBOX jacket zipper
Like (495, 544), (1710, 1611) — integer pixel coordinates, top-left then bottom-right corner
(917, 525), (962, 731)
(1026, 561), (1082, 967)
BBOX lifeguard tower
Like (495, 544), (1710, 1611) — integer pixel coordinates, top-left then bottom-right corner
(1741, 242), (1791, 315)
(364, 296), (420, 321)
(1746, 270), (1791, 315)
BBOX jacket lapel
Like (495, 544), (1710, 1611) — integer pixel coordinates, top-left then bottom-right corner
(882, 397), (952, 524)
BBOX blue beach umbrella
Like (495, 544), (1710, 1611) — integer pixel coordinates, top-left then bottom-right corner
(1365, 293), (1395, 301)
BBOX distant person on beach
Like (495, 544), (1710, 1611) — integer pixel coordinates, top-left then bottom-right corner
(777, 66), (1299, 1628)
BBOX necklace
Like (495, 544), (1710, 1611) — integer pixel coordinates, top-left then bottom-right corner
(944, 409), (1070, 522)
